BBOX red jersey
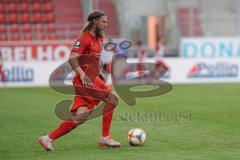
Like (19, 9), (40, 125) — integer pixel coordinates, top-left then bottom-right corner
(71, 32), (103, 82)
(70, 32), (111, 112)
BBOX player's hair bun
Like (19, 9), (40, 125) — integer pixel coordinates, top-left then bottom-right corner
(87, 11), (105, 22)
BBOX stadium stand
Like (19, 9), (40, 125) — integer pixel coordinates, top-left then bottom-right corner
(200, 0), (237, 36)
(177, 7), (202, 37)
(0, 0), (56, 41)
(0, 0), (120, 41)
(97, 0), (119, 37)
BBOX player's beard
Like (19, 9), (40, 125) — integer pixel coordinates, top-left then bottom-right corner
(95, 28), (104, 38)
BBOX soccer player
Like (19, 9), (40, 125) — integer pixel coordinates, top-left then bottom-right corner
(153, 36), (168, 79)
(136, 40), (147, 74)
(39, 11), (121, 151)
(155, 36), (166, 60)
(137, 40), (147, 63)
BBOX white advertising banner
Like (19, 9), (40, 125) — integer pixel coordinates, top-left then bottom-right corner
(0, 40), (73, 87)
(0, 40), (72, 62)
(0, 61), (65, 87)
(158, 58), (240, 84)
(0, 58), (240, 87)
(181, 38), (240, 58)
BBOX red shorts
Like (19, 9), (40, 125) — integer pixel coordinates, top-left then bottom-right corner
(155, 60), (168, 70)
(71, 76), (111, 113)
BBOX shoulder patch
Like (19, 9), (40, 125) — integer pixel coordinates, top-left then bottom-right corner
(74, 41), (81, 48)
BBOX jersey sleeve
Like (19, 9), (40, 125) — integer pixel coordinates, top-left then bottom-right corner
(71, 35), (89, 54)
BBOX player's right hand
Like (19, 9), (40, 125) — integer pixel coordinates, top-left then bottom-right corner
(80, 74), (93, 88)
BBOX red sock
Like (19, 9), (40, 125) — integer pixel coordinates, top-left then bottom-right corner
(102, 103), (116, 137)
(49, 119), (77, 140)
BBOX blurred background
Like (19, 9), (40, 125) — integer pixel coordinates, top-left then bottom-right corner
(1, 2), (240, 159)
(0, 0), (240, 86)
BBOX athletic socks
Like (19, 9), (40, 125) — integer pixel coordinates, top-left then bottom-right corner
(102, 103), (116, 137)
(49, 119), (77, 140)
(48, 103), (116, 140)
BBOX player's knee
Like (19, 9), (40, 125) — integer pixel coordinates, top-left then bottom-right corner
(72, 107), (90, 124)
(73, 113), (89, 125)
(107, 92), (119, 106)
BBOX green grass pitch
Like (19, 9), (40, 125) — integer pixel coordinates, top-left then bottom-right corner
(0, 83), (240, 160)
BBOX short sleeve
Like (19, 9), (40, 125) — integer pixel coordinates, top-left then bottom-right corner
(71, 36), (88, 54)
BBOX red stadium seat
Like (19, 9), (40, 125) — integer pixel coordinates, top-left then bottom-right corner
(0, 4), (4, 13)
(22, 24), (32, 33)
(10, 24), (20, 33)
(47, 34), (57, 40)
(7, 0), (19, 2)
(36, 34), (45, 40)
(19, 3), (29, 13)
(46, 23), (56, 32)
(33, 24), (45, 33)
(0, 25), (7, 33)
(9, 13), (18, 24)
(11, 34), (21, 41)
(32, 0), (44, 3)
(33, 13), (43, 23)
(0, 35), (7, 41)
(19, 13), (30, 24)
(6, 3), (17, 13)
(22, 34), (32, 41)
(42, 2), (53, 12)
(177, 8), (202, 37)
(45, 13), (54, 23)
(42, 0), (53, 2)
(32, 3), (41, 12)
(0, 14), (6, 24)
(19, 0), (30, 2)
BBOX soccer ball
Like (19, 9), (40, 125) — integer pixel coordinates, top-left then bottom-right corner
(128, 128), (146, 146)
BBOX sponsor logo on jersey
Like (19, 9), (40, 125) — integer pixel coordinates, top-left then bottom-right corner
(73, 41), (81, 48)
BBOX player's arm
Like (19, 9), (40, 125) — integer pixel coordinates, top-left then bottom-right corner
(98, 59), (106, 82)
(69, 39), (92, 87)
(69, 52), (92, 87)
(69, 52), (86, 78)
(98, 38), (106, 82)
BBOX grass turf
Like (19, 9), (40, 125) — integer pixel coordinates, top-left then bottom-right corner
(0, 83), (240, 160)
